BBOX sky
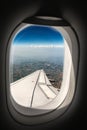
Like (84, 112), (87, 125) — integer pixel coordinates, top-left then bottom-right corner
(13, 25), (64, 47)
(11, 25), (65, 64)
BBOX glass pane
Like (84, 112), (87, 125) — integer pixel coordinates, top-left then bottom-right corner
(9, 25), (65, 108)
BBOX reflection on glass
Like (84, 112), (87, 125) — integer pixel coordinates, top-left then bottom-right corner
(10, 25), (65, 108)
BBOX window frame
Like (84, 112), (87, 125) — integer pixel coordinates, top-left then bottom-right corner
(6, 17), (79, 125)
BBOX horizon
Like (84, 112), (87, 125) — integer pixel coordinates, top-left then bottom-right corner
(12, 44), (64, 48)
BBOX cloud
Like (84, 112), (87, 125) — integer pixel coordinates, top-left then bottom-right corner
(11, 44), (64, 59)
(12, 44), (64, 48)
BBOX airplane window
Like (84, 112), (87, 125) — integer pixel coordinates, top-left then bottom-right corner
(6, 17), (78, 124)
(10, 25), (64, 108)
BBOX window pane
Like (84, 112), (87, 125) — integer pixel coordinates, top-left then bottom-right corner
(10, 25), (65, 108)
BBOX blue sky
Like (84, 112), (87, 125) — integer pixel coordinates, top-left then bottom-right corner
(13, 25), (64, 46)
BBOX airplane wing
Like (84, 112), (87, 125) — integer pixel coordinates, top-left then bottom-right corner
(10, 69), (58, 108)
